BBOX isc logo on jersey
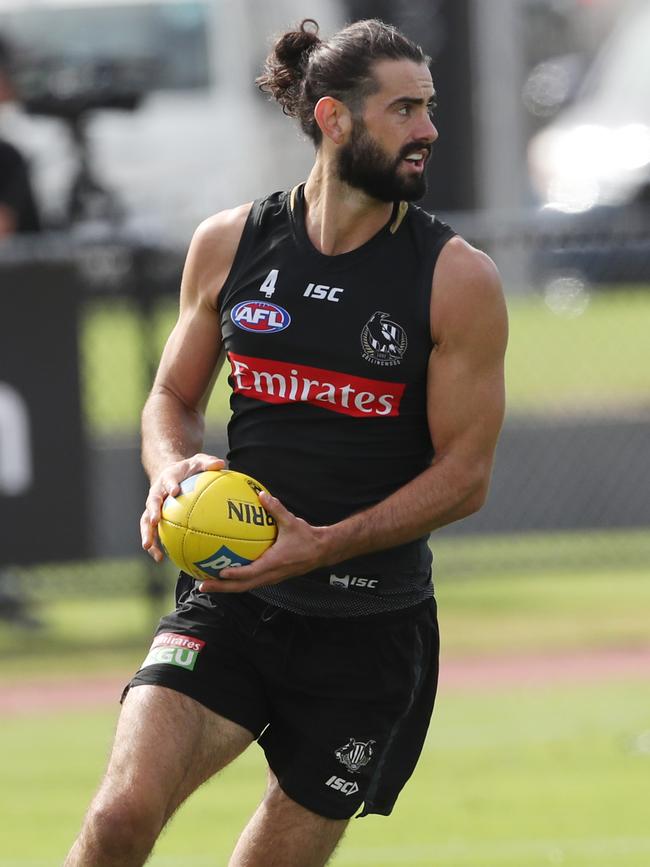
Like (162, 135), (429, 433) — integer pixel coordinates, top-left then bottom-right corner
(232, 301), (291, 333)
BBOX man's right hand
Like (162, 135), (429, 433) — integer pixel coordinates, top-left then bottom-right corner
(140, 453), (225, 562)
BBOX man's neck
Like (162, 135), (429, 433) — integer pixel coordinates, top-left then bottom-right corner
(302, 159), (394, 256)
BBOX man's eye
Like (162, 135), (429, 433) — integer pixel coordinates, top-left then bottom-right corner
(428, 103), (438, 117)
(398, 105), (411, 116)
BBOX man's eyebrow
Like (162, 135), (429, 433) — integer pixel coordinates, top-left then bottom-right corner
(388, 93), (437, 108)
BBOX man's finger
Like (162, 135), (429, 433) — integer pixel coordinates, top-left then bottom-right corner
(219, 563), (259, 582)
(194, 455), (226, 473)
(258, 491), (292, 526)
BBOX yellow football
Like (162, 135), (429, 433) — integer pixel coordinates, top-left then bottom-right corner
(158, 470), (277, 581)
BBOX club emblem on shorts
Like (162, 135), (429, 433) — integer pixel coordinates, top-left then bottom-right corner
(361, 311), (408, 366)
(335, 738), (376, 773)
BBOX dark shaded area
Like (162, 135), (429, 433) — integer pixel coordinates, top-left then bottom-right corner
(344, 0), (475, 210)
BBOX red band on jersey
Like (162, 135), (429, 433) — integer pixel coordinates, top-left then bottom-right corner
(152, 633), (206, 653)
(227, 351), (405, 418)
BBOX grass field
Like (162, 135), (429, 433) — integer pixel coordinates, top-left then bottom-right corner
(80, 288), (650, 434)
(1, 555), (649, 866)
(4, 529), (650, 676)
(1, 679), (649, 867)
(4, 287), (648, 863)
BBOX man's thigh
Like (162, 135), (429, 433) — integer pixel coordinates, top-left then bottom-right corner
(125, 576), (271, 738)
(97, 685), (254, 822)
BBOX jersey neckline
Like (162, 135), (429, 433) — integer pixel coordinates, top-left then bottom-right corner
(288, 183), (406, 268)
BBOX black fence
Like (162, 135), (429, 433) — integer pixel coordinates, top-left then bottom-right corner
(1, 215), (649, 602)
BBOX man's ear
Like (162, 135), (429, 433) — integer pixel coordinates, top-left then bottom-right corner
(313, 96), (353, 145)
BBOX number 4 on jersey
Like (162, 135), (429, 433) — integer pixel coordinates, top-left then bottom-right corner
(259, 269), (279, 299)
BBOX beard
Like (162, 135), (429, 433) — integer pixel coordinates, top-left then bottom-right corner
(336, 118), (430, 203)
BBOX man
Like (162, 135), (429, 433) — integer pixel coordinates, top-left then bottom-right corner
(0, 35), (40, 236)
(66, 18), (507, 867)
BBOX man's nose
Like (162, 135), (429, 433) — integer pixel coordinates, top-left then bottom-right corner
(421, 114), (438, 143)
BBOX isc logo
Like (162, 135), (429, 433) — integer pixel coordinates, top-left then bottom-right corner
(325, 776), (360, 796)
(329, 574), (379, 590)
(227, 499), (275, 527)
(304, 283), (343, 302)
(232, 301), (291, 333)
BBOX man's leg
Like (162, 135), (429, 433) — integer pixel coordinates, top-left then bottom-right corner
(65, 685), (254, 867)
(228, 770), (348, 867)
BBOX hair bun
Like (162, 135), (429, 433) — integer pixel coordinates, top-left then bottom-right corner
(257, 19), (321, 117)
(274, 19), (320, 67)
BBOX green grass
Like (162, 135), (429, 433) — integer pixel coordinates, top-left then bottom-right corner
(4, 563), (650, 669)
(80, 288), (650, 433)
(1, 680), (648, 866)
(3, 529), (649, 678)
(506, 289), (650, 415)
(2, 540), (649, 865)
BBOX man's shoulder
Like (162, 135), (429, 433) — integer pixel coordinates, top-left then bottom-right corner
(436, 236), (500, 291)
(194, 188), (290, 247)
(406, 201), (455, 236)
(403, 203), (458, 266)
(195, 201), (254, 245)
(431, 236), (506, 344)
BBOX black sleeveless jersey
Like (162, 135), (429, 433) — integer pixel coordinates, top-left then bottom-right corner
(217, 185), (455, 616)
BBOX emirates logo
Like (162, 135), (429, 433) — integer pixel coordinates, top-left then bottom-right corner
(227, 351), (405, 417)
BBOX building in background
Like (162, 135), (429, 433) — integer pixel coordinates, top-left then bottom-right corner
(0, 0), (343, 238)
(528, 0), (650, 216)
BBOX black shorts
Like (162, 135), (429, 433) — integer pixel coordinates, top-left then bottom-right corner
(124, 573), (440, 820)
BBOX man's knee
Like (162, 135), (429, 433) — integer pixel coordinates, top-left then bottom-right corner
(81, 790), (163, 861)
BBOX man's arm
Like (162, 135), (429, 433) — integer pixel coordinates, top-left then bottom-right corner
(140, 203), (251, 561)
(202, 236), (507, 592)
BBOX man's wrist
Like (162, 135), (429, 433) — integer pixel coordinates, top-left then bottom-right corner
(313, 520), (357, 570)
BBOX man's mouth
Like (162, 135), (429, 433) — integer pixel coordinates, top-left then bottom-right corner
(401, 148), (430, 171)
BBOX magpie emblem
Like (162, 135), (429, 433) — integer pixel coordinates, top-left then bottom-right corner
(334, 738), (376, 773)
(361, 311), (408, 366)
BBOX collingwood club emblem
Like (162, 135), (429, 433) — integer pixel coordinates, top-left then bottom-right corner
(335, 738), (376, 773)
(361, 311), (408, 366)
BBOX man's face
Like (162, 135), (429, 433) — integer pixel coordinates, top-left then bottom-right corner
(336, 59), (438, 203)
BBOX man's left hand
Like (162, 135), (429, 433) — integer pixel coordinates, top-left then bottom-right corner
(197, 492), (330, 593)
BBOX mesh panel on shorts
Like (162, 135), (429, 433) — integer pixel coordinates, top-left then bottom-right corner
(250, 576), (434, 617)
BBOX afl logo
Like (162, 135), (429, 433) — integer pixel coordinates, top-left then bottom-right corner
(232, 301), (291, 333)
(361, 311), (408, 366)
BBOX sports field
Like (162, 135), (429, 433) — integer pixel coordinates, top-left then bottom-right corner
(2, 288), (647, 864)
(1, 554), (649, 866)
(81, 287), (650, 433)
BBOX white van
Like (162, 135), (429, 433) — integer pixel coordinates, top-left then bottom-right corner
(0, 0), (343, 238)
(528, 0), (650, 215)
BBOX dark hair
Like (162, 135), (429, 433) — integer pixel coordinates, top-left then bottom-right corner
(257, 18), (429, 145)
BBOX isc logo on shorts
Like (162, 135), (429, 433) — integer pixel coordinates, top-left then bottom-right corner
(325, 776), (360, 796)
(232, 301), (291, 333)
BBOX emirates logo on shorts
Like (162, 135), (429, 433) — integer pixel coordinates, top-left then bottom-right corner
(335, 737), (376, 773)
(361, 311), (408, 366)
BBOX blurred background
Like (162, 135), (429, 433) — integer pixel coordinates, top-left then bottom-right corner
(0, 1), (648, 865)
